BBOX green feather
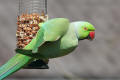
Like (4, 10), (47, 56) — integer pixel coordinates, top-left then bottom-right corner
(0, 54), (33, 80)
(0, 19), (95, 79)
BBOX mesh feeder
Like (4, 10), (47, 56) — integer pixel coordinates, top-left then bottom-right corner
(17, 0), (48, 49)
(16, 0), (49, 69)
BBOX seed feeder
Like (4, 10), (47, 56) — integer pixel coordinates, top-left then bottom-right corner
(16, 0), (49, 69)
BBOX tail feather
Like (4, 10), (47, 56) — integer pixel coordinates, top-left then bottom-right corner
(0, 53), (33, 80)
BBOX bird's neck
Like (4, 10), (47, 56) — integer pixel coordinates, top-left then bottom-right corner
(69, 23), (80, 40)
(62, 23), (78, 41)
(74, 24), (79, 39)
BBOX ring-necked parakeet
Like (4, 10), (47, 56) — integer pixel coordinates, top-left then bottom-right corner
(0, 18), (95, 79)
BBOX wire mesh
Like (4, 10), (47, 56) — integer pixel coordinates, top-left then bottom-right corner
(18, 0), (47, 15)
(16, 0), (48, 49)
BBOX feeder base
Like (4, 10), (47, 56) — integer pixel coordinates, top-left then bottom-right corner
(23, 59), (49, 69)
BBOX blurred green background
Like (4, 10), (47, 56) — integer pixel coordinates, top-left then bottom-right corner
(0, 0), (120, 79)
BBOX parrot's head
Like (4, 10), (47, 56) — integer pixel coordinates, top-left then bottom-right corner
(72, 21), (95, 40)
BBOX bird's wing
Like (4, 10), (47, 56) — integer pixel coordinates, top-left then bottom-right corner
(16, 18), (69, 55)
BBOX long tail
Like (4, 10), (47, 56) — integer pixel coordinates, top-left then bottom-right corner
(0, 53), (33, 80)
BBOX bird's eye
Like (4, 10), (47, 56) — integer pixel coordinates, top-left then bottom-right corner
(84, 27), (88, 30)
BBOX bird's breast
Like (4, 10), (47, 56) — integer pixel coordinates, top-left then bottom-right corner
(37, 39), (77, 59)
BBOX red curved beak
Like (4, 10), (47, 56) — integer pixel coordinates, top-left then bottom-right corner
(88, 31), (95, 40)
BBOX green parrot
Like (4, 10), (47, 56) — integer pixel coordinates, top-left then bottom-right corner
(0, 18), (95, 79)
